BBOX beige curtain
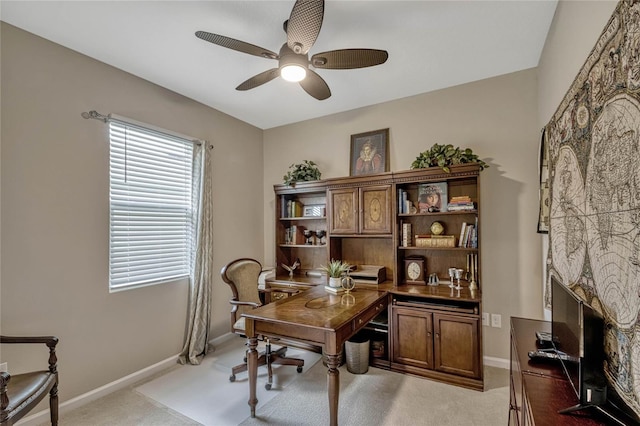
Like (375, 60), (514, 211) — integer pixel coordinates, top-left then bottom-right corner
(178, 141), (214, 365)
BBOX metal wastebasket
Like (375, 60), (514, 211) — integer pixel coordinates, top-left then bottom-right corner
(345, 335), (370, 374)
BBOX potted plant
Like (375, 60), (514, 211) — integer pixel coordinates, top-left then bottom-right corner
(410, 143), (488, 173)
(283, 160), (322, 186)
(320, 259), (352, 288)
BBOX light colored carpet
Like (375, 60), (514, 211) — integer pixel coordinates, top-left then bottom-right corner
(240, 361), (509, 426)
(135, 339), (322, 426)
(46, 338), (509, 426)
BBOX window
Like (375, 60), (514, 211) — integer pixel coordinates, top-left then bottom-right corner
(109, 118), (195, 291)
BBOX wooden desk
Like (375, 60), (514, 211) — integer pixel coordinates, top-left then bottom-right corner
(243, 285), (388, 426)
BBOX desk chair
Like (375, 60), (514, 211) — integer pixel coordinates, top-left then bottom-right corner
(221, 258), (304, 390)
(0, 336), (59, 426)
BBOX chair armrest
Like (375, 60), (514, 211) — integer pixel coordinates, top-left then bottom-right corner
(0, 336), (59, 374)
(0, 336), (58, 347)
(229, 300), (261, 309)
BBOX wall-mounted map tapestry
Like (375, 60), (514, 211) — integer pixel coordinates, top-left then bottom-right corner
(543, 0), (640, 416)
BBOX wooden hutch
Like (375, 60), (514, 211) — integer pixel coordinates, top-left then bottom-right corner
(269, 164), (483, 390)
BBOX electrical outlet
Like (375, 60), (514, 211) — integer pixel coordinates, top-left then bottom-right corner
(491, 313), (502, 328)
(0, 363), (7, 373)
(482, 313), (489, 326)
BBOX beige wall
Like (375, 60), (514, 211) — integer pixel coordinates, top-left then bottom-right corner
(0, 23), (264, 401)
(538, 1), (618, 126)
(264, 68), (541, 360)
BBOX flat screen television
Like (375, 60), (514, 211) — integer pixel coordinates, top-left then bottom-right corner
(551, 277), (635, 425)
(551, 278), (606, 406)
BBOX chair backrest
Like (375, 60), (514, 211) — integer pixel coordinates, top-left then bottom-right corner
(220, 258), (263, 331)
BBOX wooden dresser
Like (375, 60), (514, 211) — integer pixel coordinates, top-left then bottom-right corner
(509, 317), (607, 425)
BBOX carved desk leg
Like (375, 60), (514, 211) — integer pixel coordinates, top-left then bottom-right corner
(246, 325), (258, 418)
(325, 352), (342, 426)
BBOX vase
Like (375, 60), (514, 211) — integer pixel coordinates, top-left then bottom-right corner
(329, 277), (342, 288)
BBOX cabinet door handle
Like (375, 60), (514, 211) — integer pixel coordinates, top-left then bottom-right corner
(358, 318), (363, 325)
(435, 333), (440, 338)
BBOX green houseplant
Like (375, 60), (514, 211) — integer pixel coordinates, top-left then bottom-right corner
(283, 160), (321, 186)
(411, 143), (488, 173)
(320, 259), (352, 288)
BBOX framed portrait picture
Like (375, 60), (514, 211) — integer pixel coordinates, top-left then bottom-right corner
(349, 128), (389, 176)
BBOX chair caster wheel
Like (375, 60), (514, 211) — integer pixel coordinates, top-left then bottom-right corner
(229, 375), (236, 382)
(265, 383), (272, 390)
(297, 366), (303, 373)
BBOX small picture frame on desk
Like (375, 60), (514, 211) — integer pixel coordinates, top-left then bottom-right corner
(303, 204), (325, 217)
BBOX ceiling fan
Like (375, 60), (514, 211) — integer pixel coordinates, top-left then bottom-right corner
(195, 0), (388, 100)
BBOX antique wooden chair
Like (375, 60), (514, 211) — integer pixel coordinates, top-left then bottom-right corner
(0, 336), (59, 426)
(221, 258), (304, 390)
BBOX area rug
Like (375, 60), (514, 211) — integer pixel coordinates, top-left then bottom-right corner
(240, 362), (509, 426)
(135, 338), (322, 426)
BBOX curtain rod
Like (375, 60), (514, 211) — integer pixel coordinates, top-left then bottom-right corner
(81, 110), (212, 149)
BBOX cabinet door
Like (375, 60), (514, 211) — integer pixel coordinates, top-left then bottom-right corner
(391, 306), (433, 369)
(433, 313), (480, 378)
(328, 188), (358, 234)
(360, 185), (392, 234)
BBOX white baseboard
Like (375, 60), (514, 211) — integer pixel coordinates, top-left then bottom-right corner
(484, 355), (509, 370)
(17, 333), (237, 426)
(16, 353), (180, 426)
(16, 334), (509, 425)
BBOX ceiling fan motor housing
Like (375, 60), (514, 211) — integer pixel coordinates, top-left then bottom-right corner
(278, 43), (309, 71)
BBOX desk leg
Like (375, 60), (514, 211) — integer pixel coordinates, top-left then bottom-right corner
(247, 336), (258, 418)
(325, 353), (341, 426)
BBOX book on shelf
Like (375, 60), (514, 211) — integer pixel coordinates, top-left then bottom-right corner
(450, 195), (472, 203)
(418, 182), (448, 212)
(471, 216), (478, 248)
(284, 225), (305, 245)
(285, 200), (303, 217)
(448, 195), (475, 211)
(398, 189), (404, 214)
(404, 199), (414, 214)
(401, 190), (408, 214)
(401, 222), (412, 247)
(458, 222), (467, 247)
(463, 224), (474, 248)
(447, 203), (475, 211)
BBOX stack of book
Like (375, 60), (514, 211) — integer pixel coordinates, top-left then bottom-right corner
(285, 200), (303, 218)
(448, 196), (475, 211)
(458, 220), (478, 248)
(397, 189), (413, 214)
(284, 225), (303, 245)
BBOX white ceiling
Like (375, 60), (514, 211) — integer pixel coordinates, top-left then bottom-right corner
(1, 1), (558, 130)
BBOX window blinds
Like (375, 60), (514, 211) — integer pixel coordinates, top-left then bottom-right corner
(109, 120), (194, 291)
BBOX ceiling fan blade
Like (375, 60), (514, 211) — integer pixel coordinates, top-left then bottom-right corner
(299, 69), (331, 100)
(195, 31), (278, 59)
(311, 49), (389, 69)
(286, 0), (324, 54)
(236, 68), (280, 91)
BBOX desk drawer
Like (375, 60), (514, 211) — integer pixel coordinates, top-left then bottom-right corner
(353, 301), (386, 331)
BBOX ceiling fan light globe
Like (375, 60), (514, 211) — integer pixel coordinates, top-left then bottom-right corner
(280, 64), (307, 82)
